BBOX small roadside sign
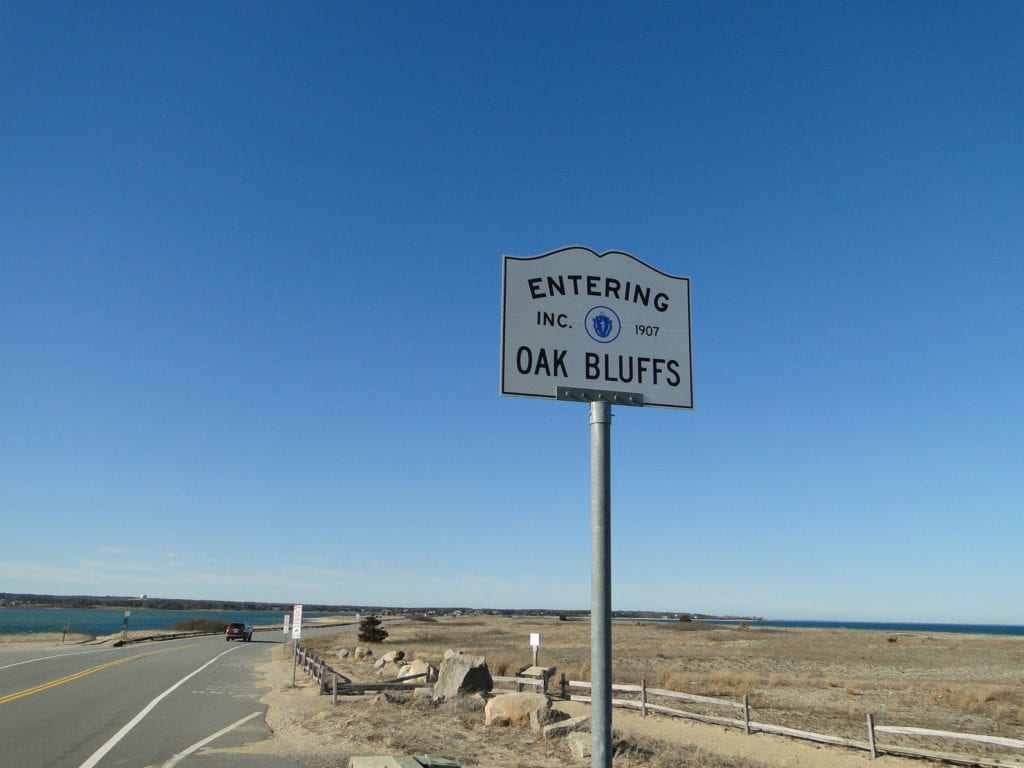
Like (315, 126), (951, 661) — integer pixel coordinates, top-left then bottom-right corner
(283, 614), (290, 635)
(292, 604), (303, 639)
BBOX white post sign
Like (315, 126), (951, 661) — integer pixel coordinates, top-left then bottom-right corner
(501, 246), (692, 409)
(291, 604), (303, 639)
(283, 614), (290, 636)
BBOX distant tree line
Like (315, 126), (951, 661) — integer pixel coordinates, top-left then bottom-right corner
(0, 593), (761, 621)
(0, 593), (339, 612)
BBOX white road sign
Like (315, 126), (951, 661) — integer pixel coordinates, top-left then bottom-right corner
(501, 246), (692, 409)
(292, 603), (303, 639)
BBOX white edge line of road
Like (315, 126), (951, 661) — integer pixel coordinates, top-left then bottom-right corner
(161, 710), (263, 768)
(0, 648), (110, 671)
(77, 645), (243, 768)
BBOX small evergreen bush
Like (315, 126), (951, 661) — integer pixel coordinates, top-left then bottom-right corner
(358, 614), (388, 643)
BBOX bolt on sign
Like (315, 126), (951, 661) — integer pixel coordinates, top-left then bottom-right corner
(501, 246), (692, 408)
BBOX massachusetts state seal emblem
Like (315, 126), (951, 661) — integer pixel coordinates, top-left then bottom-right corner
(585, 305), (621, 343)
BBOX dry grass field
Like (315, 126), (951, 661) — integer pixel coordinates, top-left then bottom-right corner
(279, 615), (1024, 767)
(5, 617), (1021, 767)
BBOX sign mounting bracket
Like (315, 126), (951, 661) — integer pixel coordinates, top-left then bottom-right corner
(557, 387), (644, 407)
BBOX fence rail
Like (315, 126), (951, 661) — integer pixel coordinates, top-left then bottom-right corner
(566, 678), (751, 734)
(563, 677), (1024, 768)
(293, 642), (435, 704)
(492, 675), (548, 693)
(868, 714), (1024, 767)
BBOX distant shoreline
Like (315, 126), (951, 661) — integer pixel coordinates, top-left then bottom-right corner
(2, 592), (1018, 635)
(701, 618), (1024, 636)
(2, 604), (1022, 639)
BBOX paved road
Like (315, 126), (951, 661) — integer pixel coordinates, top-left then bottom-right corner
(0, 630), (313, 768)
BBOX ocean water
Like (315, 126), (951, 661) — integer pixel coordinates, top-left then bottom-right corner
(0, 607), (341, 636)
(703, 619), (1024, 636)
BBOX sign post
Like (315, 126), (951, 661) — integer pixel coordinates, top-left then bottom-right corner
(501, 246), (692, 768)
(291, 604), (303, 687)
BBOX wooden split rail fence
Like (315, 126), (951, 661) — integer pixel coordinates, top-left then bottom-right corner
(293, 648), (1024, 768)
(294, 642), (434, 704)
(867, 715), (1024, 768)
(561, 678), (1024, 768)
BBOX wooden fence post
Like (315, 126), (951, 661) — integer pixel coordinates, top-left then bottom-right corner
(560, 673), (568, 699)
(867, 713), (877, 759)
(743, 694), (750, 735)
(332, 672), (338, 705)
(641, 677), (648, 717)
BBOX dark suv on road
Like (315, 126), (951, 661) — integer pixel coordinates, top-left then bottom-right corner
(225, 622), (253, 641)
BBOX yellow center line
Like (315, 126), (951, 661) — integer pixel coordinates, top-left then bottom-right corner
(0, 644), (197, 706)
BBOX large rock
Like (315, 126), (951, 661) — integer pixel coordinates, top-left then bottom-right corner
(398, 658), (436, 684)
(348, 758), (422, 768)
(484, 692), (550, 726)
(566, 732), (591, 758)
(380, 650), (405, 663)
(530, 707), (570, 733)
(376, 661), (405, 678)
(432, 652), (492, 701)
(348, 758), (460, 768)
(543, 714), (591, 740)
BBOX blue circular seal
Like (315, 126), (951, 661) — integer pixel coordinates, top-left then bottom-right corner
(585, 305), (621, 343)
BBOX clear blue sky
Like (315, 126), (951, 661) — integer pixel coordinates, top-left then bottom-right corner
(2, 2), (1021, 624)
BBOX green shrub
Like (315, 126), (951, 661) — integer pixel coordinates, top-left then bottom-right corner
(358, 614), (388, 643)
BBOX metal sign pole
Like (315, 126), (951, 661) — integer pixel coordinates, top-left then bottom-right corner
(590, 399), (612, 768)
(291, 641), (298, 687)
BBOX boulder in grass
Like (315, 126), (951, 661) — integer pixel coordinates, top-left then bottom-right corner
(398, 658), (436, 684)
(566, 732), (591, 758)
(376, 661), (404, 678)
(484, 692), (550, 726)
(530, 707), (570, 733)
(432, 652), (492, 702)
(543, 714), (591, 740)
